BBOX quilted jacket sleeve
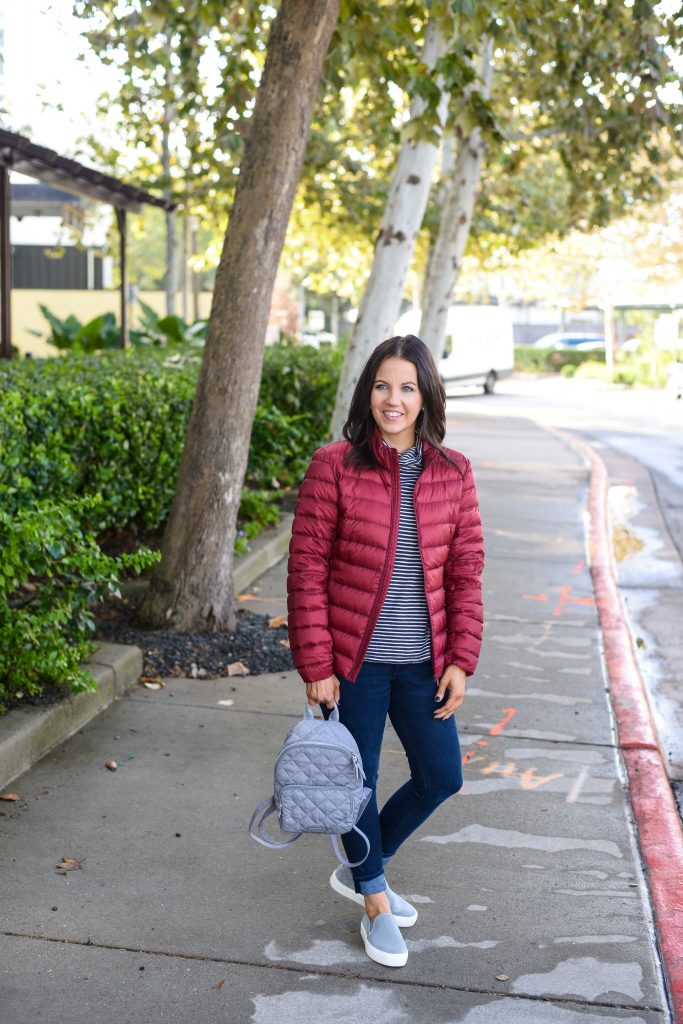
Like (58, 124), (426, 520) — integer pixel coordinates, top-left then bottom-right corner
(286, 447), (339, 684)
(443, 459), (485, 676)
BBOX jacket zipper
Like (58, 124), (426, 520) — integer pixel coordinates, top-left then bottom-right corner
(413, 478), (436, 679)
(348, 447), (401, 680)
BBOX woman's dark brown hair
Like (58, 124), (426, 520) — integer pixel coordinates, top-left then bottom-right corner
(342, 335), (465, 475)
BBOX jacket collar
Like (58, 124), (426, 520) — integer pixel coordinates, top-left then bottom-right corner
(370, 422), (439, 465)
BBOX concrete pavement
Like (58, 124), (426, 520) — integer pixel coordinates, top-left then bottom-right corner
(0, 413), (674, 1023)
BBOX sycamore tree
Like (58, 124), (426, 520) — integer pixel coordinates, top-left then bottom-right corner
(137, 0), (339, 631)
(74, 0), (269, 313)
(418, 0), (683, 358)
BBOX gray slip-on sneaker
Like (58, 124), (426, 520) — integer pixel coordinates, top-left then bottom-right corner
(360, 912), (408, 968)
(330, 865), (418, 927)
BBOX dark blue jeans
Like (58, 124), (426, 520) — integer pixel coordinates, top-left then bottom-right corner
(323, 659), (463, 895)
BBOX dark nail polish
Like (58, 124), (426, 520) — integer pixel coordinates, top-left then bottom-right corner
(435, 695), (443, 703)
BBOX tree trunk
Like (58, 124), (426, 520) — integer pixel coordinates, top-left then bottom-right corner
(328, 15), (448, 441)
(420, 131), (457, 317)
(162, 67), (176, 318)
(419, 39), (494, 362)
(138, 0), (340, 632)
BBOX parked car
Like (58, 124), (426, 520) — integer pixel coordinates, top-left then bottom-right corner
(666, 361), (683, 399)
(532, 331), (605, 351)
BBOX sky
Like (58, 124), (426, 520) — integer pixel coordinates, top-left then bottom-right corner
(1, 0), (120, 244)
(1, 0), (116, 153)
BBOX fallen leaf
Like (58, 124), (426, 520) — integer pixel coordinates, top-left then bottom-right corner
(0, 792), (20, 802)
(140, 676), (165, 689)
(56, 857), (84, 872)
(227, 661), (249, 677)
(268, 615), (287, 629)
(279, 638), (290, 649)
(105, 760), (118, 771)
(211, 979), (225, 990)
(217, 699), (234, 707)
(495, 974), (509, 981)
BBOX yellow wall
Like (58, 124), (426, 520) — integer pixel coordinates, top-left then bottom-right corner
(12, 290), (214, 357)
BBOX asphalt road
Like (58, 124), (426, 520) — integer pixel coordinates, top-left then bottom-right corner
(447, 375), (683, 810)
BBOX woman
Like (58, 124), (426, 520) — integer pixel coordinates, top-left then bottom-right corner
(286, 334), (484, 968)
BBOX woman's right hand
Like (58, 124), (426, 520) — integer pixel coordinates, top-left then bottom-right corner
(305, 675), (340, 708)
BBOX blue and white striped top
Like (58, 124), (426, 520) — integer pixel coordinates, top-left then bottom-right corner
(364, 436), (432, 664)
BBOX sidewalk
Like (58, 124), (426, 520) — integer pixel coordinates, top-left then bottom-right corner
(0, 414), (673, 1023)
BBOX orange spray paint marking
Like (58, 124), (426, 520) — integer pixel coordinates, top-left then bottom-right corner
(462, 751), (489, 766)
(570, 596), (595, 607)
(571, 559), (586, 576)
(483, 460), (495, 468)
(236, 594), (282, 603)
(481, 760), (518, 778)
(523, 593), (549, 603)
(477, 740), (489, 747)
(489, 708), (517, 736)
(518, 768), (564, 790)
(552, 585), (573, 617)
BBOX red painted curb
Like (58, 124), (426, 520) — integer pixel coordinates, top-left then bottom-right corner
(560, 430), (683, 1021)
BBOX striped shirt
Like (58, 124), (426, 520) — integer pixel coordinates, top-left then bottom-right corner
(364, 437), (432, 665)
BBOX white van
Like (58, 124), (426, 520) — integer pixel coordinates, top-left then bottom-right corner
(394, 305), (514, 394)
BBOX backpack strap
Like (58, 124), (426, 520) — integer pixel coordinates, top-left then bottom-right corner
(330, 824), (371, 868)
(304, 702), (340, 722)
(248, 797), (301, 849)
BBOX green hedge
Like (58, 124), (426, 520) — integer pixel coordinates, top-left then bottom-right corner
(514, 345), (606, 373)
(0, 341), (342, 536)
(0, 341), (341, 709)
(0, 495), (158, 713)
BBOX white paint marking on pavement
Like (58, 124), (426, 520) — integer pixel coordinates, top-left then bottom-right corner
(512, 956), (644, 1001)
(557, 888), (639, 899)
(553, 934), (638, 945)
(504, 747), (605, 763)
(456, 996), (647, 1024)
(420, 824), (623, 858)
(264, 938), (364, 966)
(406, 935), (498, 952)
(251, 983), (411, 1023)
(566, 765), (591, 803)
(468, 687), (592, 706)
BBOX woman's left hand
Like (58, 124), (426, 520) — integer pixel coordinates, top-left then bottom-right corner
(434, 664), (467, 720)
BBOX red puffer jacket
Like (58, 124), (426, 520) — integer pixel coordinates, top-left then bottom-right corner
(287, 424), (484, 684)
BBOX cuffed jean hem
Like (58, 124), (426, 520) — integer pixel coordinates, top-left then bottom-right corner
(357, 872), (387, 896)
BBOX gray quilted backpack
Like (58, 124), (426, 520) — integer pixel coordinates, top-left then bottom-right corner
(248, 704), (372, 867)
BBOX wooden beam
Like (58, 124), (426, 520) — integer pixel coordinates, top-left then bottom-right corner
(115, 207), (127, 348)
(0, 161), (13, 359)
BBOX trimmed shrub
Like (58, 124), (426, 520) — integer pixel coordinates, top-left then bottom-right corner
(0, 340), (341, 536)
(514, 345), (606, 373)
(0, 495), (158, 712)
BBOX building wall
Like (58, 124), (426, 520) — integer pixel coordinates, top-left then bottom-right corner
(12, 280), (301, 357)
(13, 290), (214, 357)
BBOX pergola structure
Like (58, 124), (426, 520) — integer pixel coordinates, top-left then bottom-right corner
(0, 128), (177, 359)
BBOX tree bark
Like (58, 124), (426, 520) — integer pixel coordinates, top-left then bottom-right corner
(420, 131), (457, 317)
(328, 15), (448, 441)
(162, 62), (176, 318)
(419, 39), (494, 362)
(138, 0), (340, 632)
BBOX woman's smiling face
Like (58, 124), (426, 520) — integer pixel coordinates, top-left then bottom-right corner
(370, 356), (424, 451)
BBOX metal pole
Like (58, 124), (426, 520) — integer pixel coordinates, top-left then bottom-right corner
(0, 161), (13, 359)
(115, 207), (127, 348)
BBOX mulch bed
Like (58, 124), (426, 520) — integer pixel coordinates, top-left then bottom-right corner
(93, 592), (294, 680)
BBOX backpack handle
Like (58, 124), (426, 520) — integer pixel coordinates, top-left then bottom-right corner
(304, 702), (340, 722)
(248, 797), (300, 849)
